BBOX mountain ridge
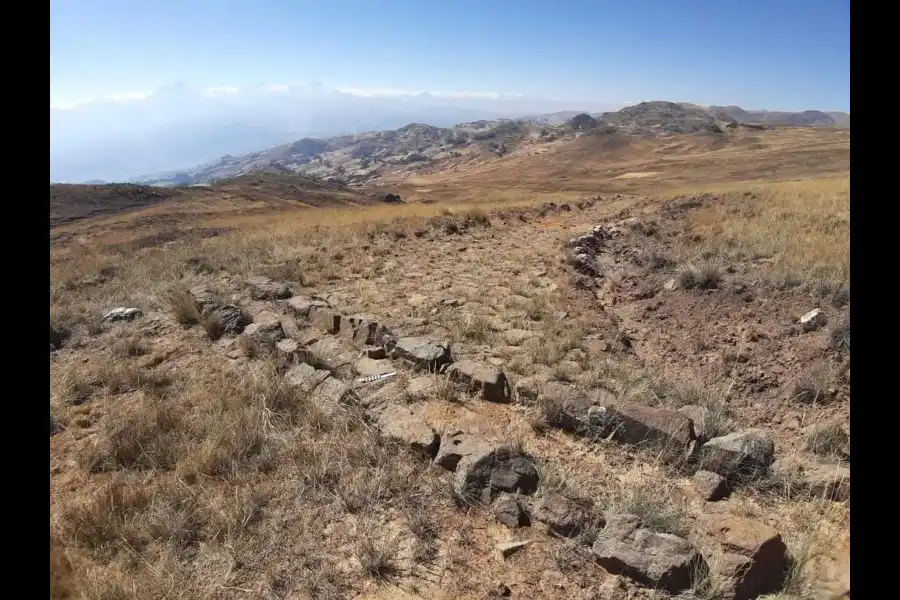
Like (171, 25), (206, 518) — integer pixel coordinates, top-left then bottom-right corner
(131, 101), (848, 188)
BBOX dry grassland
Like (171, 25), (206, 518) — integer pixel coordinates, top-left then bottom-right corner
(50, 130), (850, 600)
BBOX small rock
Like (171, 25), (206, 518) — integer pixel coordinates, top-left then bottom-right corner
(663, 278), (678, 291)
(496, 540), (530, 559)
(514, 375), (548, 403)
(772, 456), (850, 502)
(309, 377), (350, 413)
(309, 306), (342, 334)
(692, 470), (730, 501)
(799, 308), (827, 332)
(435, 431), (494, 471)
(210, 304), (250, 335)
(592, 514), (705, 593)
(245, 275), (292, 300)
(190, 284), (218, 310)
(285, 295), (329, 318)
(242, 315), (285, 347)
(530, 493), (596, 537)
(695, 513), (787, 600)
(493, 493), (528, 529)
(678, 404), (712, 442)
(103, 307), (142, 322)
(539, 383), (616, 434)
(700, 429), (775, 481)
(366, 347), (387, 359)
(502, 328), (535, 345)
(405, 376), (437, 401)
(605, 403), (696, 449)
(407, 293), (428, 307)
(372, 403), (440, 458)
(285, 362), (331, 394)
(391, 337), (453, 371)
(447, 359), (512, 402)
(339, 314), (386, 346)
(275, 338), (303, 361)
(455, 445), (540, 504)
(583, 339), (611, 355)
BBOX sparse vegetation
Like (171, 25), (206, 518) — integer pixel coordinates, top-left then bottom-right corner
(804, 423), (849, 460)
(50, 126), (849, 599)
(600, 477), (690, 537)
(168, 287), (201, 326)
(677, 261), (723, 290)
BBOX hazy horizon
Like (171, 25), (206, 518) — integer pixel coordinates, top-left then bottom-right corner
(50, 0), (849, 183)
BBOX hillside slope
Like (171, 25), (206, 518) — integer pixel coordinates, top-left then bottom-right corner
(133, 101), (846, 187)
(50, 173), (377, 229)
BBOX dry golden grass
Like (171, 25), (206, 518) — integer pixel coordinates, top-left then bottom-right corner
(50, 130), (850, 600)
(683, 176), (849, 288)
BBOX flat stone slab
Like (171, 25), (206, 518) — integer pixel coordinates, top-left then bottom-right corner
(372, 403), (440, 458)
(592, 514), (705, 594)
(391, 337), (452, 371)
(446, 359), (511, 402)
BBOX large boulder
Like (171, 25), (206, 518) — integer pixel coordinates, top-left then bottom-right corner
(700, 429), (775, 481)
(695, 513), (788, 600)
(592, 514), (705, 594)
(391, 337), (452, 371)
(446, 359), (511, 402)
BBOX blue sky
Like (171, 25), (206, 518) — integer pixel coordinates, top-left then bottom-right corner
(50, 0), (850, 111)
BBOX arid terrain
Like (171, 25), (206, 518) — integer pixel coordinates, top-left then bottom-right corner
(50, 120), (850, 600)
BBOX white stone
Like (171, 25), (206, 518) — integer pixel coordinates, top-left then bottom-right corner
(799, 308), (827, 332)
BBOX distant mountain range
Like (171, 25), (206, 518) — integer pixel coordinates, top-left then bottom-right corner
(130, 101), (849, 188)
(49, 84), (848, 184)
(50, 84), (622, 184)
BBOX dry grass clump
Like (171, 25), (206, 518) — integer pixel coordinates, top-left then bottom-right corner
(677, 261), (724, 290)
(829, 314), (850, 353)
(804, 423), (850, 461)
(168, 287), (201, 326)
(600, 476), (690, 537)
(791, 364), (835, 405)
(51, 349), (439, 597)
(684, 176), (849, 287)
(355, 528), (401, 581)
